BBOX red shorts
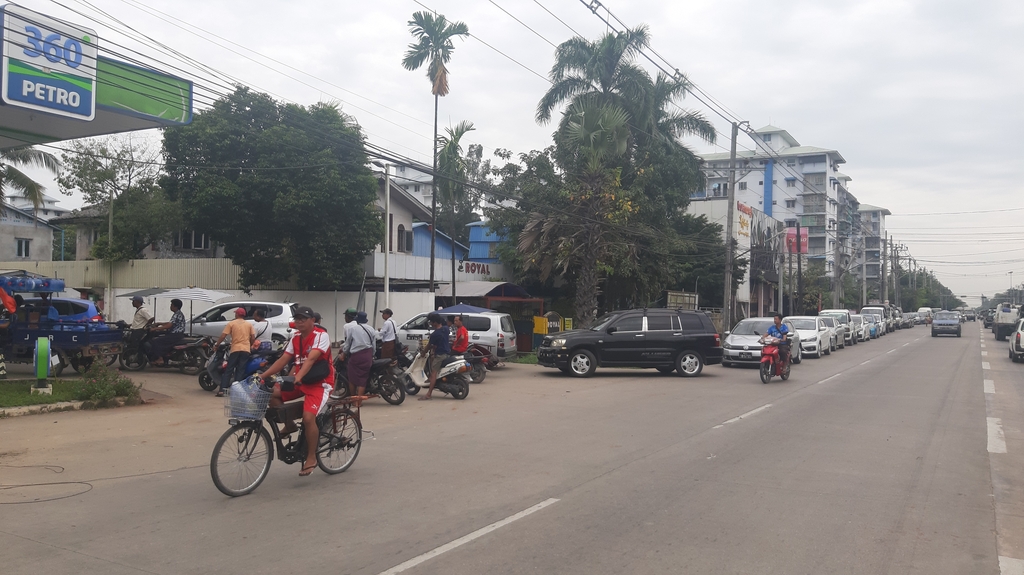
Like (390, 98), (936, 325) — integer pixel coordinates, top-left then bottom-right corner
(279, 383), (332, 415)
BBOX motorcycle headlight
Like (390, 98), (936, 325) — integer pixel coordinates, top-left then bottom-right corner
(549, 338), (566, 348)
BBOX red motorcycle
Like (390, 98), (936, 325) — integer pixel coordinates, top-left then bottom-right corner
(758, 335), (790, 384)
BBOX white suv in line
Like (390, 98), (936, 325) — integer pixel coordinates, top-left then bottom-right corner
(398, 311), (518, 360)
(190, 301), (296, 347)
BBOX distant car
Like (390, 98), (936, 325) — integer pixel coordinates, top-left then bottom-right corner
(862, 306), (888, 335)
(865, 314), (882, 339)
(190, 301), (296, 347)
(400, 311), (518, 361)
(788, 316), (830, 358)
(1009, 319), (1024, 362)
(850, 314), (869, 342)
(901, 313), (917, 329)
(22, 297), (108, 328)
(931, 311), (962, 337)
(536, 308), (721, 377)
(820, 309), (856, 346)
(722, 317), (802, 367)
(819, 316), (843, 350)
(966, 311), (976, 322)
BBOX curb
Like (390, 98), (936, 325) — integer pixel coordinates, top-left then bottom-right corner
(0, 396), (138, 419)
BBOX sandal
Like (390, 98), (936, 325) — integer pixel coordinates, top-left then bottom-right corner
(214, 391), (225, 397)
(418, 395), (432, 401)
(299, 462), (316, 476)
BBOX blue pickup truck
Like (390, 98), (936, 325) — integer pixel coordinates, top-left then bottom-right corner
(0, 275), (124, 375)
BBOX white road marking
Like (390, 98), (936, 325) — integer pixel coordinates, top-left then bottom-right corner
(982, 344), (986, 348)
(983, 362), (992, 370)
(902, 342), (911, 347)
(1000, 555), (1024, 575)
(376, 498), (560, 575)
(720, 404), (773, 426)
(985, 379), (996, 394)
(982, 351), (989, 356)
(859, 360), (871, 366)
(886, 349), (896, 354)
(988, 418), (1008, 454)
(816, 374), (841, 385)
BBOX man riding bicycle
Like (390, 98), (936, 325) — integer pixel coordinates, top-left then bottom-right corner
(766, 312), (790, 369)
(260, 306), (335, 477)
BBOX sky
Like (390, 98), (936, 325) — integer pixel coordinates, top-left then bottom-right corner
(20, 0), (1024, 306)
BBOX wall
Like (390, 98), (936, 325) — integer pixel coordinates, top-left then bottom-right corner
(411, 223), (467, 260)
(0, 219), (54, 261)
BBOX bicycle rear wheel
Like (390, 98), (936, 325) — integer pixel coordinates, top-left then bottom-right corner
(316, 406), (362, 474)
(211, 422), (274, 497)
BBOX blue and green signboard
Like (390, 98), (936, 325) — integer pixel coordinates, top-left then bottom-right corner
(1, 4), (98, 120)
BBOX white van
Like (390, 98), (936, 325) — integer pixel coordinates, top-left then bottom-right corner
(398, 311), (518, 360)
(917, 307), (934, 325)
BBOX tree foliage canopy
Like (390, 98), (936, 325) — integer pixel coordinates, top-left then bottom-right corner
(161, 87), (382, 289)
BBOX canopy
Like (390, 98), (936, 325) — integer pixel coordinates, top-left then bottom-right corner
(435, 281), (531, 299)
(117, 288), (167, 298)
(437, 304), (494, 314)
(158, 288), (233, 303)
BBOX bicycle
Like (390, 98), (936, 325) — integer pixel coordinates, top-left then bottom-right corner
(210, 376), (365, 497)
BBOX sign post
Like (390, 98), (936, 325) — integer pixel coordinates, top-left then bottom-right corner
(2, 5), (98, 120)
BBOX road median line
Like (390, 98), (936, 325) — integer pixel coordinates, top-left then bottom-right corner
(713, 403), (772, 428)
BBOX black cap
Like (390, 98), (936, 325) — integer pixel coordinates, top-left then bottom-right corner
(380, 308), (393, 315)
(293, 305), (315, 319)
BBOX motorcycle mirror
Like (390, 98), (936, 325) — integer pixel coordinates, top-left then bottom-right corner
(607, 327), (617, 334)
(753, 330), (760, 336)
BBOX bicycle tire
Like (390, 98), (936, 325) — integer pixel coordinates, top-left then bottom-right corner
(211, 422), (274, 497)
(317, 406), (362, 474)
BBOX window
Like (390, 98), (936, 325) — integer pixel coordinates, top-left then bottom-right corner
(738, 182), (747, 190)
(463, 316), (492, 332)
(762, 134), (772, 142)
(612, 315), (643, 332)
(176, 231), (211, 250)
(398, 165), (406, 173)
(785, 199), (796, 208)
(414, 185), (421, 193)
(773, 180), (777, 184)
(406, 229), (414, 252)
(388, 214), (394, 252)
(786, 158), (796, 166)
(500, 316), (515, 332)
(772, 201), (777, 205)
(646, 313), (674, 331)
(758, 181), (763, 185)
(785, 219), (797, 228)
(397, 225), (406, 252)
(808, 174), (825, 185)
(786, 180), (796, 188)
(16, 238), (30, 258)
(679, 314), (704, 330)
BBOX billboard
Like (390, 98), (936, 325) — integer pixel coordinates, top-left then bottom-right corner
(786, 227), (808, 254)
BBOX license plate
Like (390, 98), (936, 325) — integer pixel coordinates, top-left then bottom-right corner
(740, 352), (751, 359)
(407, 334), (423, 340)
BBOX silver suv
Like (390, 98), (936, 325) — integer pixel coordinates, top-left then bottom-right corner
(190, 301), (296, 347)
(398, 311), (518, 360)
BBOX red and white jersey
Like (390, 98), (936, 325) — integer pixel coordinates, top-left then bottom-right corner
(285, 327), (334, 388)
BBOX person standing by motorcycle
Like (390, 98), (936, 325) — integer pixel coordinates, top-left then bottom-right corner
(378, 308), (397, 359)
(451, 315), (469, 355)
(339, 309), (375, 397)
(148, 299), (186, 366)
(252, 308), (274, 353)
(214, 308), (255, 397)
(260, 306), (334, 477)
(419, 313), (450, 401)
(766, 313), (790, 369)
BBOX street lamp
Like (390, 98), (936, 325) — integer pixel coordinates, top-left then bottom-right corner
(1009, 271), (1014, 305)
(372, 161), (391, 309)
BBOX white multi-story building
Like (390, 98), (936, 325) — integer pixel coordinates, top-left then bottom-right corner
(856, 204), (890, 289)
(696, 125), (860, 280)
(6, 191), (67, 222)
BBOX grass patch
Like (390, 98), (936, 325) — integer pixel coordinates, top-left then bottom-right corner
(0, 363), (140, 408)
(509, 353), (538, 365)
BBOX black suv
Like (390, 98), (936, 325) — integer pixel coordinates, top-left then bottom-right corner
(536, 309), (723, 377)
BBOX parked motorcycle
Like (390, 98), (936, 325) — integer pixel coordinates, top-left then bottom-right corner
(332, 354), (405, 405)
(199, 344), (282, 391)
(119, 327), (211, 375)
(398, 341), (470, 399)
(758, 334), (790, 384)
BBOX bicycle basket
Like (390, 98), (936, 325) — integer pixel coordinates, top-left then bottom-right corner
(225, 376), (272, 420)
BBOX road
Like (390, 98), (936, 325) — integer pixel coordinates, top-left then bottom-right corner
(1, 322), (1022, 574)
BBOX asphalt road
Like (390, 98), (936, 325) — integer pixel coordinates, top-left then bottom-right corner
(2, 322), (1021, 575)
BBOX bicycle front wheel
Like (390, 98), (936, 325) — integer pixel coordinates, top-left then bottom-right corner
(211, 422), (274, 497)
(317, 406), (362, 474)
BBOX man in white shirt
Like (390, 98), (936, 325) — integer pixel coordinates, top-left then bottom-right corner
(378, 308), (397, 359)
(340, 308), (376, 396)
(129, 296), (153, 330)
(252, 308), (274, 352)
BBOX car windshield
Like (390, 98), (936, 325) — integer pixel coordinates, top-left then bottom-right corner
(590, 313), (620, 331)
(934, 312), (957, 320)
(790, 319), (817, 330)
(851, 317), (863, 325)
(822, 312), (848, 324)
(732, 319), (773, 335)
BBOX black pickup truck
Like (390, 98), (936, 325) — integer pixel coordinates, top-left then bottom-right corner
(536, 308), (723, 378)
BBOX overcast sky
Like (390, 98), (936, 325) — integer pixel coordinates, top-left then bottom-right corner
(26, 0), (1024, 305)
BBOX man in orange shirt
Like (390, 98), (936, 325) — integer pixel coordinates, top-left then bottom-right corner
(214, 308), (255, 397)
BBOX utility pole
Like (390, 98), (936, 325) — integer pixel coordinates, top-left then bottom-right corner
(796, 222), (803, 314)
(722, 122), (739, 334)
(861, 239), (867, 308)
(788, 246), (794, 316)
(881, 236), (888, 304)
(832, 230), (841, 309)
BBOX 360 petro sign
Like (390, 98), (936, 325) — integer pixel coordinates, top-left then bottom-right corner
(1, 5), (98, 120)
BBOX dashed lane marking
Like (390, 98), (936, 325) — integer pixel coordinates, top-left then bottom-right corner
(376, 498), (560, 575)
(816, 374), (841, 385)
(984, 362), (992, 370)
(985, 379), (996, 394)
(714, 404), (773, 428)
(983, 351), (989, 356)
(989, 417), (1008, 454)
(887, 349), (897, 354)
(859, 360), (871, 366)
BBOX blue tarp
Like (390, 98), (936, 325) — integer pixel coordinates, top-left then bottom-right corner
(437, 304), (493, 314)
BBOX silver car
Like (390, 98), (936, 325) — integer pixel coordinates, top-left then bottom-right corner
(722, 317), (802, 367)
(850, 314), (869, 342)
(398, 311), (518, 360)
(818, 316), (842, 351)
(190, 301), (296, 348)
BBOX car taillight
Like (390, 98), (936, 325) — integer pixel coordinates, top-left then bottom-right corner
(498, 333), (505, 348)
(91, 314), (103, 322)
(714, 334), (721, 347)
(1017, 333), (1021, 345)
(289, 321), (296, 329)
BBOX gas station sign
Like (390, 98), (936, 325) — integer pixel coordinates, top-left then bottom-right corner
(1, 4), (97, 120)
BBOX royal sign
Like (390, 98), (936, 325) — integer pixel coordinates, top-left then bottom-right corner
(459, 261), (492, 276)
(2, 5), (98, 120)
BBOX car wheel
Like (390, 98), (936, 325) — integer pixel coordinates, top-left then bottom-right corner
(957, 330), (962, 338)
(792, 347), (802, 364)
(824, 343), (831, 356)
(568, 349), (596, 377)
(675, 351), (704, 377)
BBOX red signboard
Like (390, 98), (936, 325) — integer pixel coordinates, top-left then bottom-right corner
(786, 227), (808, 254)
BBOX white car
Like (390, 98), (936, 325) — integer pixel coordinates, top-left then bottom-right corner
(788, 316), (831, 358)
(818, 316), (842, 351)
(190, 301), (296, 348)
(398, 311), (518, 360)
(850, 314), (870, 342)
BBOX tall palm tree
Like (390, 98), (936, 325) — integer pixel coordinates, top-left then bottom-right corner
(401, 11), (470, 293)
(0, 147), (60, 224)
(436, 121), (475, 303)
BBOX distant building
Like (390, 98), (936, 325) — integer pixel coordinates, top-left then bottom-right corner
(0, 203), (57, 261)
(857, 204), (890, 286)
(466, 221), (502, 263)
(6, 191), (67, 221)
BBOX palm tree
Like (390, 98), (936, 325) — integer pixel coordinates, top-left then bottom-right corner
(401, 11), (470, 293)
(0, 147), (60, 223)
(436, 121), (475, 303)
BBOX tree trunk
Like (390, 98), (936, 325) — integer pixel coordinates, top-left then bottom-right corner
(429, 94), (438, 293)
(575, 225), (601, 329)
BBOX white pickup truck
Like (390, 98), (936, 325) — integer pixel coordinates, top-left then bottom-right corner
(993, 303), (1019, 341)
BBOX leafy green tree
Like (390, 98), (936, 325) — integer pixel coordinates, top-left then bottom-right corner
(436, 120), (476, 299)
(1, 146), (60, 218)
(91, 185), (182, 261)
(161, 87), (382, 289)
(402, 11), (470, 287)
(51, 225), (76, 261)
